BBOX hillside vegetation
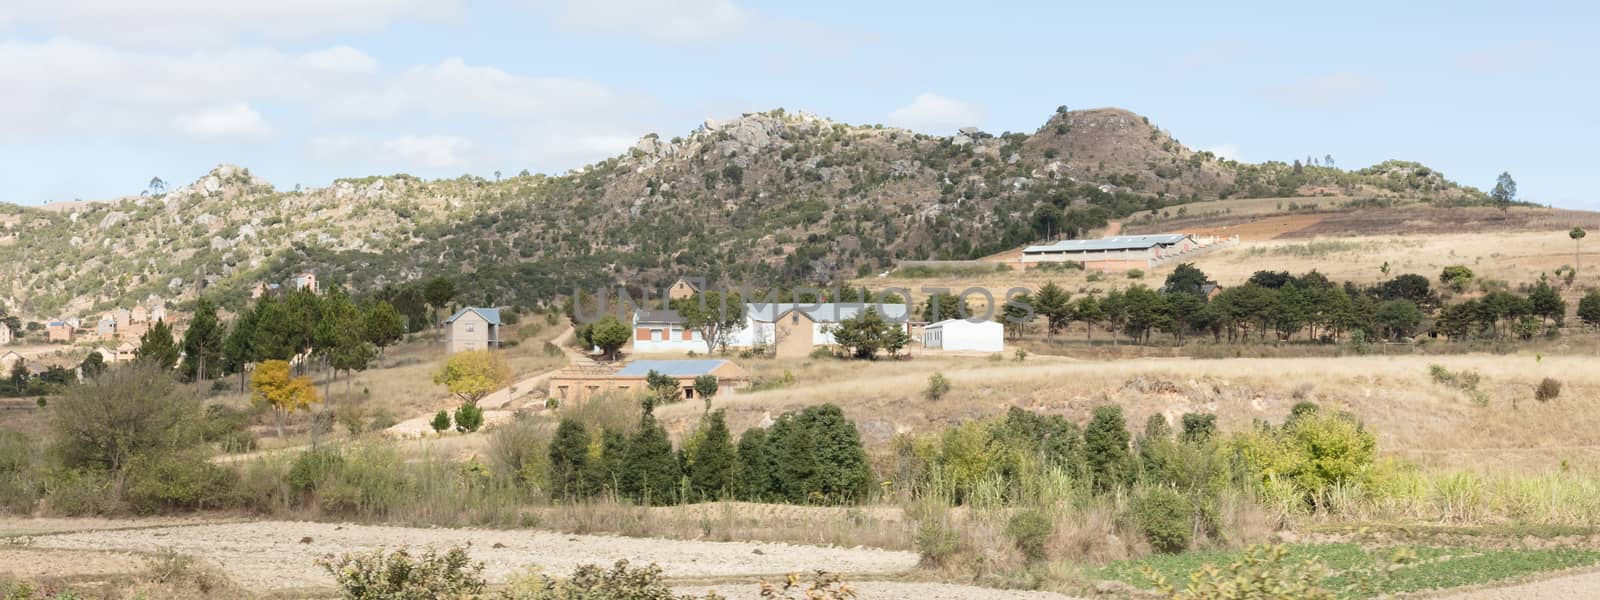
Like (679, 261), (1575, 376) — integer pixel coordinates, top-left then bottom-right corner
(0, 107), (1490, 318)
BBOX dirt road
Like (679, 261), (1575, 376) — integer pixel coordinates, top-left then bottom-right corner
(1439, 568), (1600, 600)
(16, 519), (920, 593)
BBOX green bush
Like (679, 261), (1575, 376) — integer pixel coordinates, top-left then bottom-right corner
(1127, 269), (1145, 279)
(502, 560), (676, 600)
(1005, 509), (1054, 563)
(123, 452), (238, 514)
(923, 371), (951, 401)
(287, 447), (346, 502)
(43, 468), (117, 515)
(430, 410), (451, 434)
(1133, 487), (1193, 553)
(454, 403), (484, 433)
(317, 546), (485, 599)
(1084, 405), (1133, 492)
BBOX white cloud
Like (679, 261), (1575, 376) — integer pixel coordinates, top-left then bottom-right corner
(1262, 72), (1382, 111)
(174, 104), (273, 141)
(536, 0), (750, 42)
(886, 93), (982, 134)
(299, 46), (379, 74)
(1, 0), (460, 47)
(1204, 144), (1241, 161)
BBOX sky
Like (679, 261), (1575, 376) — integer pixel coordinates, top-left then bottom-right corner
(1, 0), (1596, 208)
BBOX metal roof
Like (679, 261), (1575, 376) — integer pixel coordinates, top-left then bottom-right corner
(615, 359), (729, 377)
(444, 307), (502, 325)
(743, 302), (910, 323)
(1023, 234), (1190, 254)
(633, 309), (685, 324)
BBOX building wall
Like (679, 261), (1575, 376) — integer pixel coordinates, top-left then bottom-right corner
(923, 320), (1004, 352)
(446, 312), (494, 354)
(772, 311), (817, 359)
(47, 325), (72, 343)
(667, 280), (699, 301)
(633, 323), (704, 353)
(0, 327), (10, 345)
(547, 370), (750, 405)
(1082, 258), (1152, 271)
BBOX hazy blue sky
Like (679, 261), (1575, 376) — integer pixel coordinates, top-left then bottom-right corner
(2, 1), (1595, 207)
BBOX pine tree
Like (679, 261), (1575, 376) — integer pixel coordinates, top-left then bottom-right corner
(621, 415), (680, 505)
(548, 418), (591, 501)
(133, 320), (180, 370)
(735, 427), (773, 501)
(687, 410), (735, 501)
(223, 302), (260, 392)
(1083, 405), (1133, 492)
(180, 297), (225, 390)
(363, 300), (406, 363)
(430, 410), (451, 434)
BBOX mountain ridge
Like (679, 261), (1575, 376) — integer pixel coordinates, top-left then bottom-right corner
(0, 106), (1492, 320)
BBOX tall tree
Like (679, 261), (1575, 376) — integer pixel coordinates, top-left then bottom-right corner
(1163, 263), (1209, 297)
(423, 277), (457, 338)
(1083, 405), (1133, 492)
(1572, 227), (1587, 277)
(1491, 171), (1517, 216)
(133, 320), (180, 370)
(672, 291), (744, 353)
(1033, 282), (1072, 340)
(315, 288), (372, 400)
(686, 409), (735, 501)
(622, 415), (680, 505)
(180, 298), (225, 392)
(1073, 296), (1103, 343)
(363, 300), (406, 363)
(548, 418), (592, 501)
(223, 302), (261, 392)
(250, 359), (320, 438)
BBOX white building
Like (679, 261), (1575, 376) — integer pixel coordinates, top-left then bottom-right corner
(922, 319), (1004, 352)
(632, 309), (706, 353)
(728, 302), (910, 358)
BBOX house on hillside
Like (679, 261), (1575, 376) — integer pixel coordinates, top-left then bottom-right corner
(666, 277), (701, 301)
(633, 309), (703, 353)
(444, 307), (501, 354)
(922, 319), (1005, 352)
(46, 320), (73, 343)
(546, 359), (750, 404)
(291, 272), (319, 294)
(1020, 234), (1203, 271)
(728, 303), (911, 359)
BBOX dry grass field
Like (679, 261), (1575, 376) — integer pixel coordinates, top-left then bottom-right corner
(655, 352), (1600, 473)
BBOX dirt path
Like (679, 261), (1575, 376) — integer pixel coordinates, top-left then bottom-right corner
(385, 326), (577, 437)
(17, 519), (920, 593)
(1438, 567), (1600, 600)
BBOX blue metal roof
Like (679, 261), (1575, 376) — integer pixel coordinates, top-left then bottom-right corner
(445, 307), (502, 325)
(615, 359), (729, 377)
(1023, 234), (1190, 254)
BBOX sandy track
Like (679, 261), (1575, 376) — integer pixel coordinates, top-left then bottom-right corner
(677, 580), (1081, 600)
(20, 520), (919, 593)
(1438, 568), (1600, 600)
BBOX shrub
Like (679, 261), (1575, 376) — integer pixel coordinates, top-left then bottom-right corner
(287, 447), (346, 502)
(1127, 269), (1145, 279)
(335, 403), (368, 436)
(923, 371), (951, 401)
(123, 452), (238, 514)
(502, 560), (676, 600)
(808, 347), (835, 360)
(1179, 413), (1216, 443)
(1536, 377), (1562, 402)
(453, 403), (484, 433)
(1133, 487), (1193, 553)
(317, 546), (485, 599)
(430, 410), (451, 434)
(913, 517), (960, 568)
(1005, 509), (1054, 563)
(1145, 544), (1334, 599)
(43, 469), (116, 515)
(1084, 405), (1134, 492)
(489, 414), (551, 492)
(51, 364), (204, 473)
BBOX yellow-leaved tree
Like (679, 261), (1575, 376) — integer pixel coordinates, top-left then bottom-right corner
(433, 350), (511, 407)
(251, 359), (322, 438)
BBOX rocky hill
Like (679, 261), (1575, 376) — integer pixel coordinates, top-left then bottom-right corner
(0, 107), (1488, 319)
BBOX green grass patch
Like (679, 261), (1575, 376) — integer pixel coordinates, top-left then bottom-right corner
(1091, 543), (1600, 598)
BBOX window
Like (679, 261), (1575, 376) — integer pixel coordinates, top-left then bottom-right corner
(683, 387), (695, 399)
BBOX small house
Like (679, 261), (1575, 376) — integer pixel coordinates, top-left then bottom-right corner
(46, 320), (73, 343)
(547, 359), (749, 405)
(444, 307), (501, 354)
(632, 309), (703, 353)
(922, 319), (1005, 352)
(666, 277), (701, 301)
(291, 272), (319, 294)
(729, 303), (911, 359)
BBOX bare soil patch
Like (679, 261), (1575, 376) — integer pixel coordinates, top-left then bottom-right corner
(17, 519), (920, 593)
